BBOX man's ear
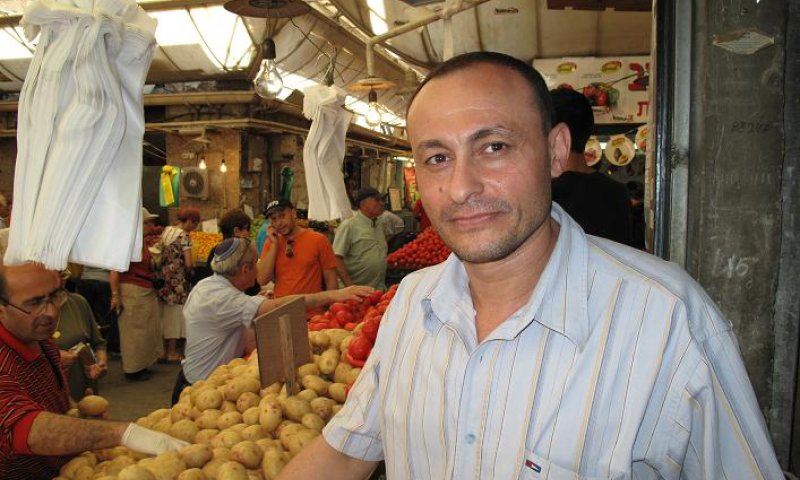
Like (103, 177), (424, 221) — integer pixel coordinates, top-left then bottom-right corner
(548, 122), (571, 178)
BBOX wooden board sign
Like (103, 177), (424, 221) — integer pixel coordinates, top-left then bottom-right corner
(253, 297), (311, 392)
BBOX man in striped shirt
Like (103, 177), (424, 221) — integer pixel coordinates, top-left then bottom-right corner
(280, 52), (783, 479)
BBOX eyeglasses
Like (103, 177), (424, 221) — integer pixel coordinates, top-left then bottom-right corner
(285, 239), (295, 258)
(2, 288), (69, 316)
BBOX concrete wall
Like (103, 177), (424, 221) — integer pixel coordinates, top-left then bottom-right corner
(683, 0), (798, 469)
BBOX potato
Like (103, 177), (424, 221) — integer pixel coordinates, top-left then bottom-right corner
(309, 331), (330, 349)
(228, 423), (248, 434)
(260, 393), (280, 404)
(296, 363), (320, 380)
(339, 336), (355, 355)
(218, 460), (248, 480)
(202, 458), (227, 479)
(296, 389), (318, 402)
(255, 438), (279, 451)
(333, 362), (353, 384)
(260, 382), (282, 396)
(153, 416), (173, 434)
(213, 447), (231, 460)
(300, 413), (325, 432)
(196, 410), (223, 430)
(177, 468), (208, 480)
(59, 455), (92, 477)
(72, 464), (94, 480)
(242, 407), (260, 425)
(260, 447), (286, 480)
(171, 402), (194, 422)
(331, 404), (343, 416)
(180, 444), (214, 469)
(328, 383), (347, 403)
(281, 397), (311, 422)
(221, 400), (239, 414)
(301, 375), (331, 396)
(317, 349), (339, 375)
(194, 428), (220, 445)
(345, 368), (362, 386)
(247, 470), (264, 480)
(236, 392), (261, 413)
(217, 411), (243, 430)
(284, 428), (319, 457)
(229, 357), (247, 367)
(151, 452), (187, 480)
(229, 440), (263, 469)
(324, 329), (350, 349)
(258, 400), (282, 433)
(118, 465), (157, 480)
(77, 395), (109, 417)
(224, 377), (261, 402)
(170, 418), (200, 442)
(309, 397), (335, 421)
(231, 364), (249, 377)
(66, 408), (80, 418)
(277, 423), (305, 446)
(216, 430), (244, 449)
(95, 476), (117, 480)
(195, 388), (224, 411)
(241, 424), (266, 441)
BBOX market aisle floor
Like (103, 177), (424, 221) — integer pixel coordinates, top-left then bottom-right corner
(100, 356), (181, 421)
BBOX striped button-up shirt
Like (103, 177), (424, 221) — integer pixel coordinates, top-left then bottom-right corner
(323, 205), (782, 479)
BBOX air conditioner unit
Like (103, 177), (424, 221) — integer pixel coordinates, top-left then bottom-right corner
(181, 167), (209, 200)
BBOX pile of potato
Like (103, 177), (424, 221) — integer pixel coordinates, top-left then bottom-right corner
(53, 328), (361, 480)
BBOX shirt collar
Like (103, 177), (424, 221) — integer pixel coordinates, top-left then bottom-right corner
(421, 203), (591, 349)
(0, 320), (41, 361)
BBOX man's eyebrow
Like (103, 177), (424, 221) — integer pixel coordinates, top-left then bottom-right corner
(416, 139), (448, 151)
(468, 126), (515, 143)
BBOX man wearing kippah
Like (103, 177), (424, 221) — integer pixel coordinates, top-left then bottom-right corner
(333, 187), (388, 290)
(174, 237), (372, 404)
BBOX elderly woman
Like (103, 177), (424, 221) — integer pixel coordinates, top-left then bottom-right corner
(110, 208), (161, 381)
(157, 207), (200, 363)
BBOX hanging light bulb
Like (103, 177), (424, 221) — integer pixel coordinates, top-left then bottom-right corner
(253, 38), (283, 99)
(220, 159), (228, 173)
(198, 155), (207, 170)
(366, 88), (382, 127)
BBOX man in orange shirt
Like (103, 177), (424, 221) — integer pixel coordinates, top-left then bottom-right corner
(256, 200), (338, 307)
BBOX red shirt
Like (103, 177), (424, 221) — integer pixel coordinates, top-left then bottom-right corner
(0, 322), (71, 480)
(120, 244), (154, 289)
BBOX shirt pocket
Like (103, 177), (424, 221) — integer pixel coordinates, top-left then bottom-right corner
(519, 450), (623, 480)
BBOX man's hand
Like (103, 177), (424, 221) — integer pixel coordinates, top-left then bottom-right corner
(110, 296), (122, 314)
(335, 285), (374, 303)
(121, 423), (189, 455)
(60, 349), (78, 367)
(267, 225), (279, 244)
(86, 362), (108, 380)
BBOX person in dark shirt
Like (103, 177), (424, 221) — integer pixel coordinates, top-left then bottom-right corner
(550, 88), (634, 246)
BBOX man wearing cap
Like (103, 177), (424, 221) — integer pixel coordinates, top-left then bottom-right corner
(176, 237), (372, 404)
(333, 187), (388, 290)
(257, 199), (338, 303)
(109, 208), (162, 381)
(0, 262), (188, 480)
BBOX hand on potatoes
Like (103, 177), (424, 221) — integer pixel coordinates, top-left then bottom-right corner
(121, 423), (189, 456)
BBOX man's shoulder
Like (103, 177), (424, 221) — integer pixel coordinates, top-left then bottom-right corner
(586, 238), (731, 343)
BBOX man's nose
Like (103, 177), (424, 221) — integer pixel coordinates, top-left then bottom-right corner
(446, 156), (483, 204)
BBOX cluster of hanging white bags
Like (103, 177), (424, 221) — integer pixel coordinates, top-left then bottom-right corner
(5, 0), (157, 271)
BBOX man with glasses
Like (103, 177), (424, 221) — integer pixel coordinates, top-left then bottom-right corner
(177, 237), (372, 404)
(0, 263), (187, 480)
(256, 199), (339, 309)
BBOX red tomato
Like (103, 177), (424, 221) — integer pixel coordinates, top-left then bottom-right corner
(309, 315), (326, 324)
(347, 335), (373, 361)
(345, 299), (360, 309)
(335, 310), (354, 327)
(368, 290), (384, 305)
(361, 319), (379, 343)
(343, 322), (357, 331)
(308, 323), (328, 331)
(330, 303), (349, 315)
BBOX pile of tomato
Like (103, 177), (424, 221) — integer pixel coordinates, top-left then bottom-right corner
(386, 227), (451, 270)
(308, 285), (399, 367)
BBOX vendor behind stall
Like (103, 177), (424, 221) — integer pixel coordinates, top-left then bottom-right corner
(0, 263), (187, 480)
(176, 237), (372, 404)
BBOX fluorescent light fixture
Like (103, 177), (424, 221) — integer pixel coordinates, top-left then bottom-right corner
(0, 27), (34, 60)
(367, 0), (388, 36)
(151, 7), (253, 70)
